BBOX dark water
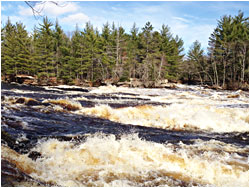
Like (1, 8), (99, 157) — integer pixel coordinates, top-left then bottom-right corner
(1, 83), (249, 187)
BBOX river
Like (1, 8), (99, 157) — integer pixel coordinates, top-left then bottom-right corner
(1, 82), (249, 187)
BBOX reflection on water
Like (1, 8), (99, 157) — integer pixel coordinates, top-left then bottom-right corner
(1, 83), (249, 186)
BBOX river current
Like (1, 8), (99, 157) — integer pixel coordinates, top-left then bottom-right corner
(1, 82), (249, 187)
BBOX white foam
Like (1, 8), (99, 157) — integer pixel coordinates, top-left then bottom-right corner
(3, 134), (247, 187)
(75, 103), (249, 132)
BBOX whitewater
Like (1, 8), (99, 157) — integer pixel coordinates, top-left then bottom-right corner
(1, 83), (249, 186)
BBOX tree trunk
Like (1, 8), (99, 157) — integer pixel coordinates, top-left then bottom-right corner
(56, 47), (59, 78)
(91, 48), (94, 81)
(133, 61), (136, 78)
(241, 44), (247, 83)
(198, 72), (203, 85)
(222, 59), (226, 87)
(98, 59), (106, 80)
(158, 54), (164, 80)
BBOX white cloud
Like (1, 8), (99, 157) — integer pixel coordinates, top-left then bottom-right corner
(172, 16), (191, 23)
(170, 21), (215, 53)
(18, 2), (79, 17)
(169, 21), (189, 33)
(183, 14), (199, 20)
(18, 5), (33, 16)
(169, 15), (216, 53)
(61, 13), (89, 25)
(111, 7), (118, 11)
(43, 2), (79, 16)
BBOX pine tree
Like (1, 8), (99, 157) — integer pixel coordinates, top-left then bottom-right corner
(15, 22), (32, 75)
(59, 32), (72, 84)
(232, 11), (249, 83)
(1, 18), (17, 76)
(208, 11), (249, 88)
(100, 22), (113, 78)
(166, 35), (184, 81)
(159, 24), (173, 80)
(53, 19), (64, 78)
(35, 16), (55, 79)
(70, 25), (83, 82)
(110, 23), (126, 80)
(187, 40), (205, 84)
(126, 23), (139, 79)
(30, 27), (41, 76)
(1, 19), (32, 76)
(82, 21), (101, 81)
(139, 21), (154, 81)
(150, 31), (161, 81)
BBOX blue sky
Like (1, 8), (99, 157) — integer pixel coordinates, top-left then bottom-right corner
(1, 1), (249, 54)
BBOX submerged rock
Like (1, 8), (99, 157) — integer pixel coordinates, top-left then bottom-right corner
(1, 159), (26, 186)
(16, 97), (26, 104)
(26, 99), (41, 106)
(15, 97), (42, 106)
(1, 159), (51, 187)
(227, 94), (240, 98)
(28, 151), (42, 161)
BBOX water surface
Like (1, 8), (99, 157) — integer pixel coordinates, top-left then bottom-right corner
(1, 83), (249, 186)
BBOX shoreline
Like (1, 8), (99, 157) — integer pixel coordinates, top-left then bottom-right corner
(1, 79), (249, 92)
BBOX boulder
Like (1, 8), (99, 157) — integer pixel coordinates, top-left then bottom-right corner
(38, 75), (49, 86)
(143, 81), (155, 88)
(129, 78), (144, 88)
(48, 77), (58, 86)
(155, 79), (169, 88)
(1, 74), (38, 85)
(240, 82), (249, 91)
(103, 78), (114, 85)
(15, 75), (37, 85)
(16, 98), (26, 104)
(116, 82), (130, 87)
(15, 97), (42, 106)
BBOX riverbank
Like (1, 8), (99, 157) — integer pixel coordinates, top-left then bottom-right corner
(1, 74), (249, 91)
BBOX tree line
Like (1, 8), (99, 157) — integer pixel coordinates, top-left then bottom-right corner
(1, 11), (249, 89)
(184, 11), (249, 89)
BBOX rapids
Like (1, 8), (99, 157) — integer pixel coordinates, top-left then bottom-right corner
(1, 82), (249, 187)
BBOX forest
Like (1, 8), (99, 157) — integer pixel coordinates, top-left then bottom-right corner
(1, 11), (249, 90)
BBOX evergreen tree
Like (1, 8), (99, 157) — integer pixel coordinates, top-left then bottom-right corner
(187, 40), (205, 84)
(2, 12), (247, 89)
(150, 31), (161, 81)
(110, 23), (126, 80)
(15, 22), (32, 75)
(232, 11), (249, 83)
(82, 21), (101, 81)
(1, 19), (32, 76)
(70, 25), (83, 82)
(139, 21), (154, 81)
(159, 24), (173, 80)
(35, 16), (55, 78)
(53, 19), (65, 78)
(30, 27), (42, 76)
(127, 23), (139, 79)
(101, 22), (113, 78)
(59, 33), (72, 84)
(166, 35), (184, 80)
(1, 18), (17, 75)
(208, 11), (249, 88)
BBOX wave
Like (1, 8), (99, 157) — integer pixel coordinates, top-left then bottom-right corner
(2, 133), (248, 187)
(76, 104), (249, 133)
